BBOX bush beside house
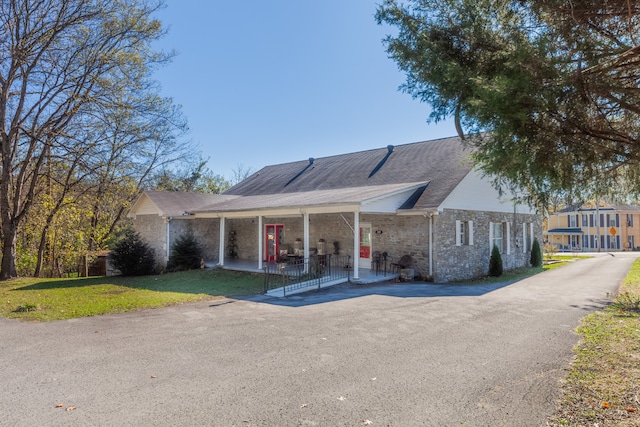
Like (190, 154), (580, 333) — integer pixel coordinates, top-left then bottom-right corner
(109, 229), (156, 276)
(489, 245), (504, 277)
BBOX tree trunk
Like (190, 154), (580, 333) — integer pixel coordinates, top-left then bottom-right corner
(0, 223), (18, 280)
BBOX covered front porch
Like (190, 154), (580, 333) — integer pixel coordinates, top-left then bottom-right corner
(545, 228), (583, 252)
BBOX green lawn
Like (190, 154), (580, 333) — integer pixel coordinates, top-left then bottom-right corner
(1, 269), (264, 321)
(547, 258), (640, 426)
(461, 255), (589, 285)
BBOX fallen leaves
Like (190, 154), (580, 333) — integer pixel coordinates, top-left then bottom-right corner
(602, 401), (610, 409)
(55, 404), (76, 411)
(337, 396), (346, 401)
(625, 407), (636, 412)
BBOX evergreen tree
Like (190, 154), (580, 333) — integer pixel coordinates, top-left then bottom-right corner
(530, 238), (543, 268)
(489, 245), (504, 277)
(110, 229), (156, 276)
(167, 232), (204, 272)
(376, 0), (640, 206)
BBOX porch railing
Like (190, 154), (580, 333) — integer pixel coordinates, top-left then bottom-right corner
(263, 254), (351, 295)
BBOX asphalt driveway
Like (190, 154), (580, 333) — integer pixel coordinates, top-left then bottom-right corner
(0, 252), (637, 426)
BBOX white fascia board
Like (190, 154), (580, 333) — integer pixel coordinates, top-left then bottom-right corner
(194, 204), (360, 219)
(437, 169), (535, 214)
(396, 208), (438, 216)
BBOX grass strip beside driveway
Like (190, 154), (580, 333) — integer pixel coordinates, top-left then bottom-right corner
(1, 269), (264, 321)
(547, 258), (640, 426)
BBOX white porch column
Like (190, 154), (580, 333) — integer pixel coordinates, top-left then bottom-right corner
(165, 218), (171, 264)
(219, 217), (226, 266)
(258, 216), (263, 270)
(353, 211), (360, 280)
(303, 212), (310, 273)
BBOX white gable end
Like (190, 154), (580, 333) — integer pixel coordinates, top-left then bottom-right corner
(128, 194), (162, 217)
(438, 169), (535, 214)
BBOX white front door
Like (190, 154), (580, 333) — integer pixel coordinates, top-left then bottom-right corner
(359, 223), (372, 269)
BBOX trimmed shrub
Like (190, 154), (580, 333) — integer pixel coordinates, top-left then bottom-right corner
(530, 237), (543, 267)
(109, 229), (156, 276)
(167, 232), (204, 272)
(489, 244), (503, 277)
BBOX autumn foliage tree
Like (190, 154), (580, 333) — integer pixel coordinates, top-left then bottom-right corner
(376, 0), (640, 207)
(0, 0), (191, 279)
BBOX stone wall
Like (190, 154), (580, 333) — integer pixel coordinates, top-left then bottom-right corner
(362, 214), (430, 278)
(433, 209), (542, 282)
(133, 215), (220, 271)
(135, 209), (540, 281)
(168, 218), (220, 263)
(133, 214), (166, 271)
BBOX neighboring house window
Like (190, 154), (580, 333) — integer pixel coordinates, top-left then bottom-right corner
(629, 235), (635, 250)
(569, 214), (577, 228)
(570, 235), (579, 249)
(627, 214), (634, 227)
(455, 220), (474, 246)
(607, 235), (620, 250)
(582, 214), (588, 226)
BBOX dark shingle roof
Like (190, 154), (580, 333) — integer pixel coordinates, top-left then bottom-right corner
(136, 191), (238, 217)
(224, 136), (473, 209)
(546, 228), (583, 234)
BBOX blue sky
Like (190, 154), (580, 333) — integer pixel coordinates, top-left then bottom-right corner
(153, 1), (456, 180)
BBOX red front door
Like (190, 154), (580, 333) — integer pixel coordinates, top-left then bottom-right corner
(265, 225), (284, 261)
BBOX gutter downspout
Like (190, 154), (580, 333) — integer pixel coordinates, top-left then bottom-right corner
(429, 213), (434, 280)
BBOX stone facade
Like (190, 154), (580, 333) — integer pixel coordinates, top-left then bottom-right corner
(133, 215), (220, 271)
(133, 214), (166, 271)
(135, 209), (541, 282)
(433, 209), (543, 282)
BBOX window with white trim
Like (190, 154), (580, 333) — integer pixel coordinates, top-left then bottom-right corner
(522, 223), (532, 253)
(455, 220), (474, 246)
(491, 222), (504, 253)
(569, 214), (577, 227)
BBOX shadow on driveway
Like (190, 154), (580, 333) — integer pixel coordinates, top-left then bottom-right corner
(238, 279), (521, 307)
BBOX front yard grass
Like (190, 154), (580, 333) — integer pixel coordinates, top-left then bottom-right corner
(546, 258), (640, 426)
(462, 255), (589, 285)
(1, 268), (264, 321)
